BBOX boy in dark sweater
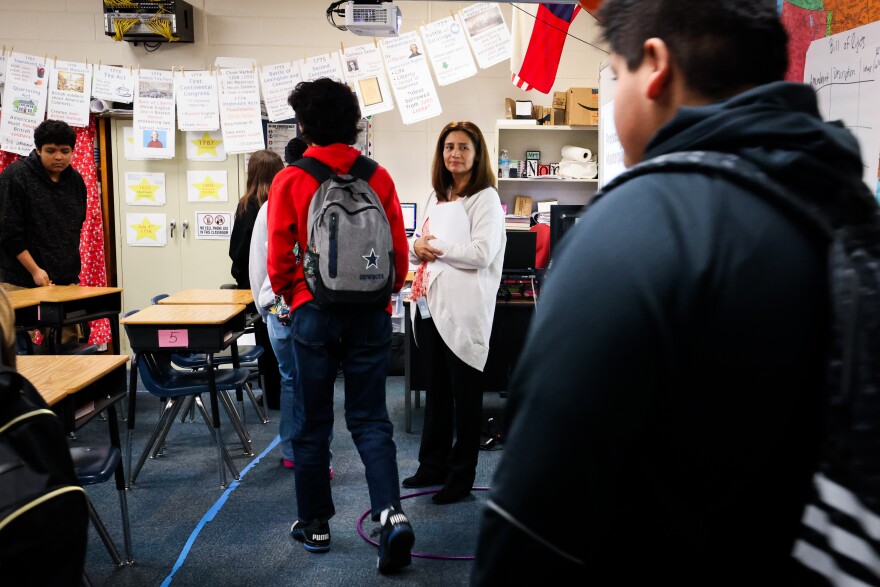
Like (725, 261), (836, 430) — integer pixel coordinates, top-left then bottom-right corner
(0, 119), (87, 348)
(0, 119), (86, 290)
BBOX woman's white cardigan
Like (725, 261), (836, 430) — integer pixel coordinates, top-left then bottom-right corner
(409, 187), (506, 371)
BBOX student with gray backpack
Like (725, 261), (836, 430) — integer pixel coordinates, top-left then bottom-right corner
(266, 78), (414, 573)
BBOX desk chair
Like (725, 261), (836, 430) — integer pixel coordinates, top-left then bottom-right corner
(70, 445), (133, 566)
(150, 293), (268, 426)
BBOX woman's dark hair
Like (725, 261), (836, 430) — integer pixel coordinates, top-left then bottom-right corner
(238, 149), (284, 215)
(599, 0), (788, 101)
(288, 78), (361, 146)
(431, 121), (495, 200)
(34, 119), (77, 149)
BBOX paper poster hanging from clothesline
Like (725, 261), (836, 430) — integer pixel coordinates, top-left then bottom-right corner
(381, 31), (442, 125)
(461, 2), (512, 69)
(127, 213), (167, 247)
(217, 67), (264, 154)
(133, 69), (176, 159)
(186, 130), (227, 161)
(0, 52), (7, 87)
(342, 43), (394, 117)
(187, 169), (228, 202)
(301, 52), (346, 83)
(46, 60), (92, 128)
(125, 171), (166, 206)
(0, 52), (50, 156)
(91, 64), (135, 104)
(259, 62), (299, 122)
(174, 70), (220, 132)
(420, 15), (478, 86)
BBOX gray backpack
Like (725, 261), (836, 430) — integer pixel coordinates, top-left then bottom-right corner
(293, 155), (395, 307)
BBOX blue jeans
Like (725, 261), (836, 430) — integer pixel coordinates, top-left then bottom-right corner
(292, 302), (400, 522)
(266, 313), (296, 462)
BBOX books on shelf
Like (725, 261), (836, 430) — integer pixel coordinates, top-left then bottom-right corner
(504, 214), (531, 231)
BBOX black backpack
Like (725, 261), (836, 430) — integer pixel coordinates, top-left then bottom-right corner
(293, 155), (395, 307)
(598, 150), (880, 586)
(0, 366), (89, 584)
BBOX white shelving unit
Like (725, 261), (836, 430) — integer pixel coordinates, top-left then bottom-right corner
(494, 120), (600, 212)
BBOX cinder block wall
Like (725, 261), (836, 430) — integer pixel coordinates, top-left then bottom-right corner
(0, 0), (608, 209)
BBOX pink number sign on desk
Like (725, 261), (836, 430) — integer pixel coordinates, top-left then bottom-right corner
(158, 329), (189, 347)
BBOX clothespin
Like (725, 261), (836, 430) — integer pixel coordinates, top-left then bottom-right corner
(137, 64), (141, 75)
(2, 45), (5, 57)
(53, 55), (57, 67)
(373, 36), (378, 48)
(129, 64), (132, 74)
(450, 8), (455, 19)
(180, 66), (185, 77)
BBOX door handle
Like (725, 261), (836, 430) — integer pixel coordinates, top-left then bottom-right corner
(169, 219), (176, 238)
(183, 220), (189, 238)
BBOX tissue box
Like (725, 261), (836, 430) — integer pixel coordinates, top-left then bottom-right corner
(565, 87), (599, 126)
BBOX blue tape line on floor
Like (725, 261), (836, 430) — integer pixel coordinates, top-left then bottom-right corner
(161, 435), (281, 586)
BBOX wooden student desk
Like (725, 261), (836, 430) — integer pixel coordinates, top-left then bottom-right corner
(157, 288), (254, 306)
(17, 355), (129, 425)
(17, 354), (132, 565)
(120, 303), (247, 488)
(7, 285), (124, 354)
(6, 292), (40, 331)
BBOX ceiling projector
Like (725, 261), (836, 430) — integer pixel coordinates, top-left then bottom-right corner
(328, 1), (401, 37)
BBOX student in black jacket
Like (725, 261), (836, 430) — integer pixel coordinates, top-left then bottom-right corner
(473, 1), (876, 585)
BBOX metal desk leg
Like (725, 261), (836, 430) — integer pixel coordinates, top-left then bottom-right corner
(207, 353), (228, 488)
(125, 354), (139, 489)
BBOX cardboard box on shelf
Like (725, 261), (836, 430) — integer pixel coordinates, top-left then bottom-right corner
(565, 87), (599, 126)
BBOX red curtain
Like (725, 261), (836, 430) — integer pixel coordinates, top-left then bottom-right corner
(0, 116), (110, 345)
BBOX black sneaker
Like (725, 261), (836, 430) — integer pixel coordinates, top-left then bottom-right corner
(376, 506), (414, 574)
(290, 519), (331, 553)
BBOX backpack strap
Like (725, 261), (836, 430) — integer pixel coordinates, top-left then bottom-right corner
(292, 155), (378, 184)
(291, 157), (333, 185)
(348, 155), (378, 183)
(595, 150), (834, 242)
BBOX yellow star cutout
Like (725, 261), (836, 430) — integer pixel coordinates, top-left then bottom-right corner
(130, 178), (160, 201)
(130, 217), (161, 240)
(191, 132), (222, 156)
(192, 176), (225, 199)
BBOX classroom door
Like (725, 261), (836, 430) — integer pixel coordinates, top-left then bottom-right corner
(111, 119), (245, 353)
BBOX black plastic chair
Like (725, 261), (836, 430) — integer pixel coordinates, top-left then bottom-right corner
(70, 445), (133, 566)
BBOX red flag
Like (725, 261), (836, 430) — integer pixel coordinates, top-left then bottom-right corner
(511, 3), (581, 94)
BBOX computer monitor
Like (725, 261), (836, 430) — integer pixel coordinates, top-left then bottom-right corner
(549, 204), (583, 255)
(400, 202), (417, 236)
(503, 231), (537, 274)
